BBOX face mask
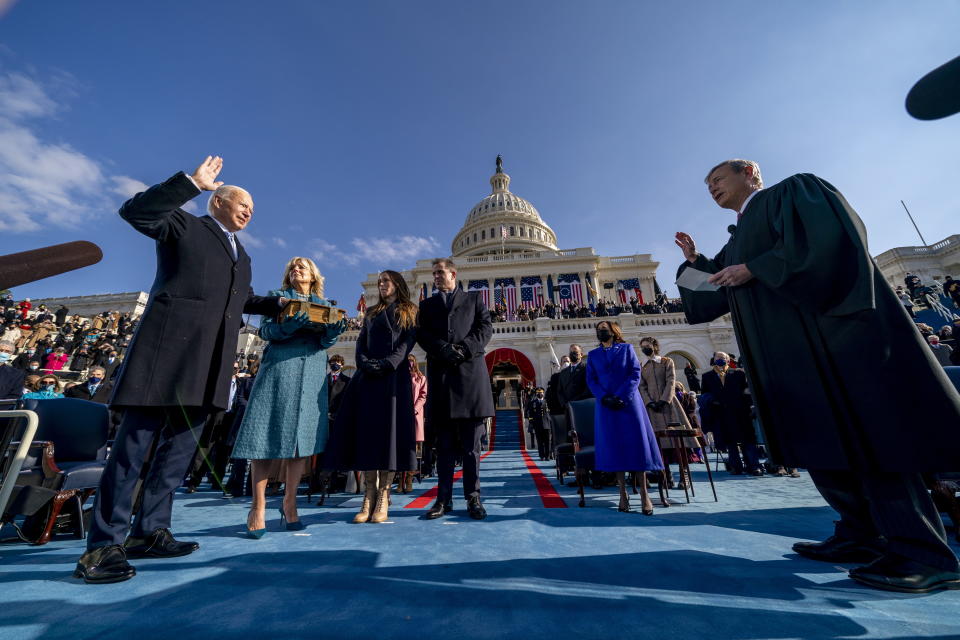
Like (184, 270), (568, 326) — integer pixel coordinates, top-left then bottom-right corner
(87, 376), (102, 385)
(330, 363), (342, 372)
(597, 329), (613, 343)
(0, 352), (10, 363)
(536, 393), (544, 399)
(641, 347), (654, 356)
(42, 384), (55, 393)
(568, 352), (580, 363)
(715, 359), (728, 367)
(28, 365), (39, 371)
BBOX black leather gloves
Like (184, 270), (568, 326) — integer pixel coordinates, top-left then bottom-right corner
(601, 394), (626, 411)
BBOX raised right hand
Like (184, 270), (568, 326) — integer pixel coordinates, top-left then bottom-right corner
(675, 232), (698, 263)
(191, 156), (224, 191)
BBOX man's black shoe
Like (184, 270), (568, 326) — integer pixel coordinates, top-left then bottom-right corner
(792, 535), (884, 564)
(73, 545), (136, 584)
(849, 554), (960, 593)
(425, 501), (452, 520)
(467, 497), (487, 520)
(124, 528), (199, 559)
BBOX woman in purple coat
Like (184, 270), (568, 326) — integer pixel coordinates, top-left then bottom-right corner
(585, 320), (663, 514)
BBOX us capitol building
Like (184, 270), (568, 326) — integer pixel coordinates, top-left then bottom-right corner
(325, 158), (739, 400)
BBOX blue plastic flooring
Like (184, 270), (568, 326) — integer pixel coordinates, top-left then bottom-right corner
(1, 410), (958, 639)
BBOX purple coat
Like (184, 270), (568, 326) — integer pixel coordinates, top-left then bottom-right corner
(585, 343), (663, 472)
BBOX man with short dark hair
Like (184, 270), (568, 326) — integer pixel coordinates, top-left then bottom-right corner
(417, 258), (494, 520)
(676, 159), (960, 593)
(65, 366), (113, 403)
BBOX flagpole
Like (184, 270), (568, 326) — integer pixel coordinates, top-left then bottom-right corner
(901, 200), (928, 246)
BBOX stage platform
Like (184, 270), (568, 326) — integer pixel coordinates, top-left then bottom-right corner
(2, 411), (958, 639)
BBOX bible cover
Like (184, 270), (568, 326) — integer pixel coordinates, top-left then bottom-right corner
(280, 300), (346, 324)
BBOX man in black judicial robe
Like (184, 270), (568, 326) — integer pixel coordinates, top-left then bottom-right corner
(417, 258), (495, 520)
(74, 157), (281, 584)
(675, 159), (960, 593)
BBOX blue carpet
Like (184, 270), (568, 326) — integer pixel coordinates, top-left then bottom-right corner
(1, 410), (958, 639)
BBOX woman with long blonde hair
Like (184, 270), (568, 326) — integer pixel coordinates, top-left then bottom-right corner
(232, 256), (346, 537)
(326, 270), (419, 523)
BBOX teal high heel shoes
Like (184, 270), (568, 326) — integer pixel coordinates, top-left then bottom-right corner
(246, 510), (266, 539)
(278, 507), (306, 531)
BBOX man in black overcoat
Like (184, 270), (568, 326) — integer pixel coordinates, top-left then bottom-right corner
(676, 159), (960, 593)
(555, 343), (593, 411)
(75, 157), (281, 584)
(698, 353), (761, 475)
(417, 258), (494, 520)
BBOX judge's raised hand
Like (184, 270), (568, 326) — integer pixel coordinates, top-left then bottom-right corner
(675, 232), (698, 263)
(191, 156), (225, 191)
(707, 264), (754, 288)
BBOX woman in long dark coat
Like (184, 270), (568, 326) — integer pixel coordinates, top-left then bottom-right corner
(327, 270), (418, 524)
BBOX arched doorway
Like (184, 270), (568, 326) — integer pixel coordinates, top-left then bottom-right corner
(485, 348), (536, 410)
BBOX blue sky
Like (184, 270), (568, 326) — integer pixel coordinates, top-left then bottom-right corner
(1, 1), (959, 308)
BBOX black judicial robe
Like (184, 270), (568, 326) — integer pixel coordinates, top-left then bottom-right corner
(677, 173), (960, 472)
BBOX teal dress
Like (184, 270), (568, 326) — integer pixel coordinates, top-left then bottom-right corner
(231, 289), (345, 459)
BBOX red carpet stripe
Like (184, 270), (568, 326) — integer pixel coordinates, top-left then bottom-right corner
(520, 447), (568, 508)
(405, 415), (497, 509)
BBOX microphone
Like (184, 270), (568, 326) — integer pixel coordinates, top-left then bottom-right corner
(0, 241), (103, 290)
(727, 225), (737, 235)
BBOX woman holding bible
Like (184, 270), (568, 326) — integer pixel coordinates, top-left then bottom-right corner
(232, 256), (346, 537)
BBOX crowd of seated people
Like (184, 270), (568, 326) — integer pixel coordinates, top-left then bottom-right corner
(489, 296), (685, 323)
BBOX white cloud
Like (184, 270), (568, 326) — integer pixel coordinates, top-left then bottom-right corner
(237, 230), (264, 249)
(0, 73), (58, 119)
(272, 237), (287, 248)
(109, 176), (149, 199)
(310, 235), (440, 267)
(182, 200), (199, 213)
(0, 70), (158, 233)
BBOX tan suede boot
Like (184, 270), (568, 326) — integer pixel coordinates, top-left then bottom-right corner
(353, 471), (378, 523)
(369, 471), (394, 523)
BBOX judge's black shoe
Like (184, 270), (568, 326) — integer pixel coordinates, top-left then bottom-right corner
(467, 497), (487, 520)
(425, 501), (452, 520)
(124, 528), (199, 559)
(849, 554), (960, 593)
(73, 545), (136, 584)
(792, 535), (884, 564)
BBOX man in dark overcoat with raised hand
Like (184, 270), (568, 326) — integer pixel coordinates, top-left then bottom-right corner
(675, 159), (960, 593)
(74, 156), (282, 584)
(417, 258), (494, 520)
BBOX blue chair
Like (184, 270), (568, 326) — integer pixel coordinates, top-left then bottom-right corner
(14, 398), (110, 544)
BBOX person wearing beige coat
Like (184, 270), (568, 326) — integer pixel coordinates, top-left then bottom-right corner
(638, 337), (698, 488)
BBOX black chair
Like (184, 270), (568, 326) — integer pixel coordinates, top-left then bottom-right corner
(1, 409), (48, 532)
(550, 413), (576, 484)
(13, 398), (110, 544)
(567, 398), (596, 507)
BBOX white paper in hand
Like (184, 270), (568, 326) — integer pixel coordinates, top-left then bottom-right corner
(676, 267), (721, 292)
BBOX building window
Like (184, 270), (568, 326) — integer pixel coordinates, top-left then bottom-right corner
(482, 230), (486, 239)
(510, 226), (515, 236)
(491, 228), (495, 237)
(473, 233), (477, 242)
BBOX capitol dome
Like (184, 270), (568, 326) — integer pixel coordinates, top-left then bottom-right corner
(451, 157), (559, 257)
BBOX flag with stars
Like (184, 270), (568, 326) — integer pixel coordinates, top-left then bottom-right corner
(519, 276), (543, 308)
(468, 279), (490, 308)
